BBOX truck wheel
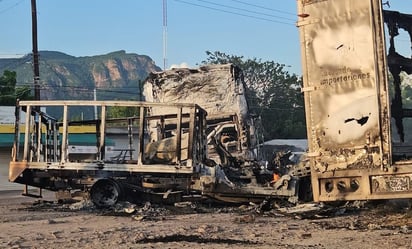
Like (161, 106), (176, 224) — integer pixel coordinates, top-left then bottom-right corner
(90, 178), (122, 208)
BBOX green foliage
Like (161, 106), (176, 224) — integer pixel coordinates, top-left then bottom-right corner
(0, 70), (16, 105)
(107, 106), (140, 119)
(202, 51), (306, 139)
(16, 86), (33, 101)
(0, 70), (33, 105)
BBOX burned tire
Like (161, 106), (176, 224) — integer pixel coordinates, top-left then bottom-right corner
(90, 178), (123, 208)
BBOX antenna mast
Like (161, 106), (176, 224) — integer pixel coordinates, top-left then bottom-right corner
(163, 0), (168, 70)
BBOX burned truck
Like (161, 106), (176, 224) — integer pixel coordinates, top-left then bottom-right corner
(297, 0), (412, 202)
(8, 100), (299, 206)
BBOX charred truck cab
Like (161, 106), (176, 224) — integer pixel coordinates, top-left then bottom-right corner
(297, 0), (412, 202)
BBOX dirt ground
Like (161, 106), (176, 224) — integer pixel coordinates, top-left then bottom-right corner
(0, 190), (412, 249)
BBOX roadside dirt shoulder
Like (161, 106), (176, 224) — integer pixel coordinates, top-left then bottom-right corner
(0, 191), (411, 249)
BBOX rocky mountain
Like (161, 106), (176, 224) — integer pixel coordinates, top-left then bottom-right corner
(0, 50), (161, 101)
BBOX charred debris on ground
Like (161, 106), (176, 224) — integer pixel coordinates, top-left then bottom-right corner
(19, 196), (412, 232)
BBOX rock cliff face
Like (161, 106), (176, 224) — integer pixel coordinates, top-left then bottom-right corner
(0, 50), (161, 101)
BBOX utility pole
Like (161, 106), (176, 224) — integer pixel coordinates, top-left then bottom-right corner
(31, 0), (40, 103)
(31, 0), (41, 164)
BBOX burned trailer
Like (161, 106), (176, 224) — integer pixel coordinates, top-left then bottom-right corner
(297, 0), (412, 202)
(9, 100), (209, 206)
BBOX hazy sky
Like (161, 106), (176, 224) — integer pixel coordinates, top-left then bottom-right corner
(0, 0), (411, 75)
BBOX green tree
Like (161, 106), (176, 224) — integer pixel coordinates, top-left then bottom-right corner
(0, 70), (17, 105)
(201, 51), (306, 139)
(0, 70), (33, 105)
(107, 105), (140, 119)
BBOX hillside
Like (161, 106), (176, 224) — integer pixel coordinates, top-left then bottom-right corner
(0, 50), (161, 102)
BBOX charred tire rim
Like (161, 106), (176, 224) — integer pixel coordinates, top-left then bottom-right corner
(90, 178), (122, 208)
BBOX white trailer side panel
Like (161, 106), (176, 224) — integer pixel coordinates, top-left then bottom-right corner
(297, 0), (412, 201)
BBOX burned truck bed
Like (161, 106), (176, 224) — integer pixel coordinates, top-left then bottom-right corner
(9, 101), (209, 205)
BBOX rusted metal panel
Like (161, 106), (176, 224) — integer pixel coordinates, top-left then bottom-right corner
(314, 166), (412, 201)
(9, 161), (28, 182)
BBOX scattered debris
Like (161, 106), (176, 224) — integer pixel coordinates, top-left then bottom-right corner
(233, 214), (255, 223)
(69, 199), (95, 211)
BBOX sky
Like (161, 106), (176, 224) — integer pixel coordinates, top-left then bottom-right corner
(0, 0), (411, 76)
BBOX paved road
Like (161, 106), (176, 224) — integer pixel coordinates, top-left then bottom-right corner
(0, 152), (20, 191)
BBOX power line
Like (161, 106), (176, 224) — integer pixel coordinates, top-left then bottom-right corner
(14, 80), (142, 90)
(0, 53), (27, 57)
(17, 84), (141, 96)
(230, 0), (296, 16)
(196, 0), (296, 22)
(0, 0), (25, 14)
(173, 0), (295, 26)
